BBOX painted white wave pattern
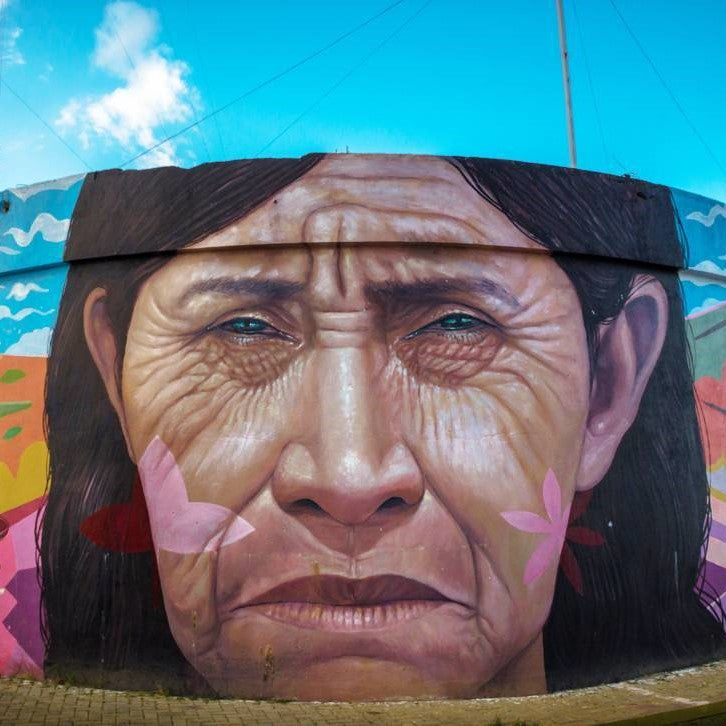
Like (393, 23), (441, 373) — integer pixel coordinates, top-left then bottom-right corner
(687, 204), (726, 228)
(0, 246), (20, 256)
(8, 173), (85, 202)
(0, 305), (54, 321)
(680, 261), (726, 288)
(6, 282), (49, 301)
(3, 212), (70, 247)
(3, 327), (53, 356)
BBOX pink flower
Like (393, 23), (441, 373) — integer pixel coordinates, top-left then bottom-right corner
(501, 469), (571, 585)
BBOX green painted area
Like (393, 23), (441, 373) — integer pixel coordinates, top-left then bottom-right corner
(0, 402), (31, 418)
(687, 306), (726, 380)
(2, 426), (22, 440)
(0, 369), (26, 384)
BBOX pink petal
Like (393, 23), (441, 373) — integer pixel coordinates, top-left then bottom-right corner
(501, 510), (552, 533)
(523, 534), (560, 585)
(139, 437), (255, 555)
(543, 469), (562, 523)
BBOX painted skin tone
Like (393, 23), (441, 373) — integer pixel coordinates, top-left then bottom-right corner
(85, 156), (667, 700)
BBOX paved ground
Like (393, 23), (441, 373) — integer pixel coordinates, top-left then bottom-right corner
(0, 660), (724, 725)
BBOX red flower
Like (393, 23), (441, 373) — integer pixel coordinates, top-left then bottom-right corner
(80, 475), (153, 554)
(559, 489), (605, 595)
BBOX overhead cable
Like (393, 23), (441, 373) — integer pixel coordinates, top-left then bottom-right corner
(608, 0), (726, 178)
(571, 0), (630, 174)
(257, 0), (433, 155)
(1, 80), (92, 170)
(110, 21), (201, 163)
(118, 0), (406, 168)
(184, 0), (226, 160)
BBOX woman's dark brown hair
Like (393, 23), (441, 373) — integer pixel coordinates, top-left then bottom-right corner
(41, 154), (726, 693)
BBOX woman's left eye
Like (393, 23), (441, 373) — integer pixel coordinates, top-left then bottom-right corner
(216, 317), (279, 337)
(406, 312), (489, 338)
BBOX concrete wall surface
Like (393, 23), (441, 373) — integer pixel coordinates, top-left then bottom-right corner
(0, 154), (725, 700)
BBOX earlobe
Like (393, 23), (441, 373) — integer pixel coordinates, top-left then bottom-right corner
(576, 275), (669, 491)
(83, 288), (135, 461)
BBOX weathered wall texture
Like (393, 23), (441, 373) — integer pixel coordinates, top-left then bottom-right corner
(0, 154), (725, 700)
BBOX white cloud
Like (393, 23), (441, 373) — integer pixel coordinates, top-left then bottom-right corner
(4, 327), (53, 356)
(6, 282), (49, 301)
(1, 26), (24, 67)
(55, 1), (197, 167)
(92, 1), (158, 77)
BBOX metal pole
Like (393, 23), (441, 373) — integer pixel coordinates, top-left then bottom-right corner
(556, 0), (577, 168)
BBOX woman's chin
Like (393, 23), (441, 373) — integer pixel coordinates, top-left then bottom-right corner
(206, 656), (483, 701)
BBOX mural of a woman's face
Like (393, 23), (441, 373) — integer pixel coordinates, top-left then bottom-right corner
(84, 156), (668, 699)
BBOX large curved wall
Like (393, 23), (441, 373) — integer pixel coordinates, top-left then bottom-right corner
(0, 154), (725, 699)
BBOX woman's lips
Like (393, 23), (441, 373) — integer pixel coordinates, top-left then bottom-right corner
(231, 575), (452, 631)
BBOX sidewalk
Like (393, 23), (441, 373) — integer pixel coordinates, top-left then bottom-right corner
(0, 660), (724, 725)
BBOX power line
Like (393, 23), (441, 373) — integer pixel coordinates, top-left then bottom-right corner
(607, 0), (726, 179)
(184, 0), (226, 160)
(118, 0), (406, 168)
(0, 0), (5, 104)
(111, 18), (211, 164)
(571, 0), (630, 174)
(1, 79), (92, 170)
(257, 0), (432, 156)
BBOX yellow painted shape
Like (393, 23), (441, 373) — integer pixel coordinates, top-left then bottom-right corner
(709, 456), (726, 473)
(0, 441), (48, 513)
(713, 488), (726, 505)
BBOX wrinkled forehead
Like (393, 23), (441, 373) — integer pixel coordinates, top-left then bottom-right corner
(189, 155), (543, 251)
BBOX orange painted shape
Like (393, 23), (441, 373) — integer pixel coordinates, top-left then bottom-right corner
(0, 356), (47, 475)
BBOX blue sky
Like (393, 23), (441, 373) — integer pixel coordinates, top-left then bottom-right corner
(0, 0), (724, 202)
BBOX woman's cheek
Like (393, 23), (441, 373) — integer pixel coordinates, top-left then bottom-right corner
(397, 360), (582, 615)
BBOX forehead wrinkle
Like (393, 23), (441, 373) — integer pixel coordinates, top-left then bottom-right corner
(300, 201), (496, 245)
(275, 175), (496, 222)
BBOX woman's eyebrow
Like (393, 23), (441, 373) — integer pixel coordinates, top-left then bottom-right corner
(365, 277), (520, 309)
(178, 277), (305, 305)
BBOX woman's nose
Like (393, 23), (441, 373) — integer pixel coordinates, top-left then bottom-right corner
(272, 347), (424, 526)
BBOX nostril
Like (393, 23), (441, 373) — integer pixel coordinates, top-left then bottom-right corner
(292, 498), (325, 513)
(379, 496), (407, 511)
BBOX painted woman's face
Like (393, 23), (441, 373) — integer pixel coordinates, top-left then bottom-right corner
(104, 157), (597, 699)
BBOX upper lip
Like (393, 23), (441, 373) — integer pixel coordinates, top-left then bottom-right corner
(244, 575), (448, 607)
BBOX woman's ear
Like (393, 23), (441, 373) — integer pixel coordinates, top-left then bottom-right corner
(83, 287), (135, 462)
(576, 275), (669, 491)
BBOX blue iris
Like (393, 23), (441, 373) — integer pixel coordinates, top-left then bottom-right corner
(436, 313), (479, 330)
(221, 317), (269, 334)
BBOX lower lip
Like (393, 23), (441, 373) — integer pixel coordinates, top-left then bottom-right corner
(245, 600), (445, 631)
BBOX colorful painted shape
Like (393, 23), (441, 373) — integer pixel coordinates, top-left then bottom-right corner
(501, 470), (572, 585)
(4, 568), (43, 667)
(80, 476), (153, 554)
(138, 436), (255, 555)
